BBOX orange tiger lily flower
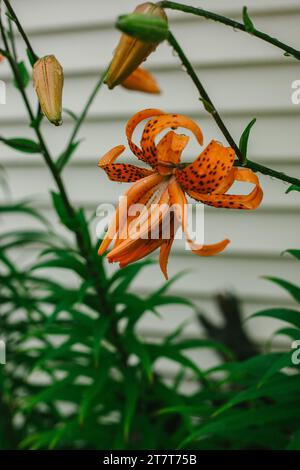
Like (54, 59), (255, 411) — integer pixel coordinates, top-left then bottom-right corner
(122, 67), (160, 94)
(98, 109), (263, 279)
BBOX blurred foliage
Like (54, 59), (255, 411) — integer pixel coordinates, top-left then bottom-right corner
(1, 176), (300, 449)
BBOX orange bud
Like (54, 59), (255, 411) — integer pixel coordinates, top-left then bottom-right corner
(121, 67), (160, 94)
(33, 55), (64, 126)
(105, 2), (167, 89)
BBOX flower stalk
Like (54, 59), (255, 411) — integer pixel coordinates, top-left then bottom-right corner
(158, 1), (300, 61)
(0, 2), (112, 319)
(167, 32), (300, 188)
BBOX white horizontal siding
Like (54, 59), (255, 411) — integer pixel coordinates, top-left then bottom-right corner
(11, 0), (300, 32)
(1, 0), (300, 352)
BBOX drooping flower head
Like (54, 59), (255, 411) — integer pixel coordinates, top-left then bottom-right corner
(98, 109), (263, 279)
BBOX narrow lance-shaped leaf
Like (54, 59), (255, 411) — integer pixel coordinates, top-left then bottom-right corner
(123, 371), (139, 440)
(0, 137), (41, 153)
(238, 118), (256, 162)
(242, 6), (255, 33)
(263, 276), (300, 303)
(51, 191), (76, 230)
(13, 61), (30, 89)
(249, 308), (300, 329)
(26, 48), (39, 67)
(284, 249), (300, 260)
(63, 108), (79, 122)
(286, 185), (300, 194)
(56, 140), (82, 173)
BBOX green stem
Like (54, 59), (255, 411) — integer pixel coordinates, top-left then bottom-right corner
(167, 31), (300, 188)
(245, 160), (300, 187)
(168, 31), (242, 159)
(3, 0), (38, 62)
(59, 69), (107, 171)
(0, 3), (111, 316)
(159, 1), (300, 60)
(8, 17), (17, 61)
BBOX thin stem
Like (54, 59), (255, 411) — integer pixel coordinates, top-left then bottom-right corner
(245, 160), (300, 187)
(0, 2), (111, 316)
(8, 17), (17, 61)
(168, 31), (300, 187)
(3, 0), (38, 62)
(168, 31), (242, 159)
(159, 1), (300, 60)
(60, 69), (107, 171)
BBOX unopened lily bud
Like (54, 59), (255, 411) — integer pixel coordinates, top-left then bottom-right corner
(105, 2), (168, 89)
(33, 55), (64, 126)
(121, 67), (160, 94)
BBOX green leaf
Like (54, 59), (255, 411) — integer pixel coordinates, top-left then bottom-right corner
(214, 374), (300, 416)
(5, 11), (14, 21)
(249, 308), (300, 329)
(287, 429), (300, 450)
(124, 333), (153, 382)
(13, 61), (30, 88)
(26, 48), (39, 66)
(56, 140), (82, 172)
(238, 118), (256, 162)
(0, 137), (41, 153)
(22, 373), (76, 410)
(286, 185), (300, 194)
(180, 400), (300, 448)
(109, 260), (153, 295)
(273, 327), (300, 341)
(263, 276), (300, 303)
(93, 315), (112, 366)
(117, 13), (169, 43)
(149, 343), (205, 381)
(199, 98), (215, 114)
(174, 338), (233, 359)
(78, 363), (110, 424)
(242, 7), (255, 33)
(257, 352), (293, 386)
(284, 249), (300, 260)
(63, 108), (79, 122)
(51, 191), (77, 230)
(0, 200), (49, 225)
(30, 111), (44, 130)
(123, 371), (139, 440)
(158, 404), (212, 417)
(31, 255), (88, 279)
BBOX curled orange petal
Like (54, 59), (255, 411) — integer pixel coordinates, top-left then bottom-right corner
(98, 145), (154, 182)
(141, 114), (203, 168)
(126, 108), (164, 165)
(188, 167), (263, 210)
(156, 131), (189, 175)
(175, 140), (235, 194)
(168, 177), (229, 256)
